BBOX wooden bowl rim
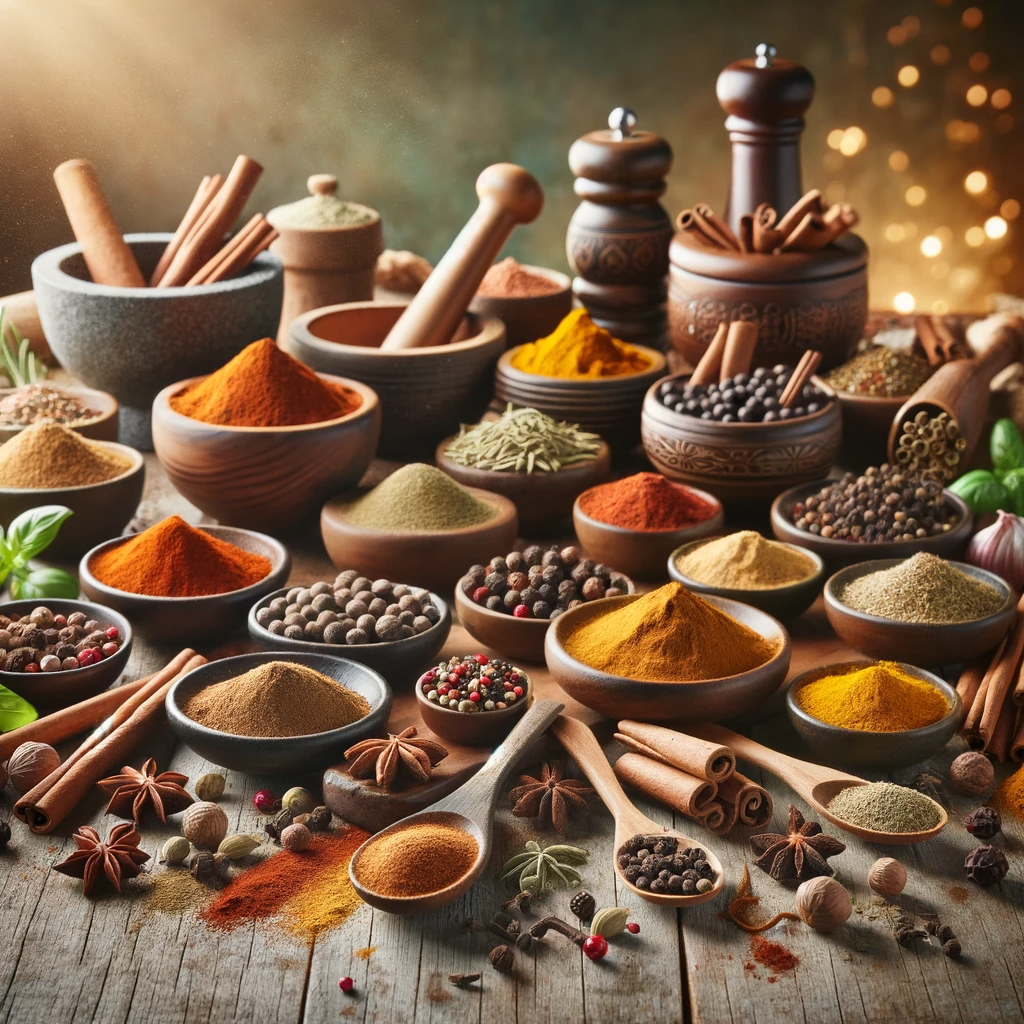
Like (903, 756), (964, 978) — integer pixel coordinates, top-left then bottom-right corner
(572, 483), (724, 539)
(0, 384), (119, 430)
(498, 344), (667, 387)
(0, 442), (144, 495)
(472, 264), (572, 303)
(435, 434), (610, 482)
(413, 663), (533, 722)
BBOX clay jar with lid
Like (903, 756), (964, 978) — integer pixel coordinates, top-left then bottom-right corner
(267, 174), (383, 344)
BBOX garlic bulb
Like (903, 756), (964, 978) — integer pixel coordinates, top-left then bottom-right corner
(966, 510), (1024, 589)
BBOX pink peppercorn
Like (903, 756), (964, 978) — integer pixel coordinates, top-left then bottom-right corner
(105, 626), (119, 640)
(253, 789), (276, 813)
(338, 976), (354, 994)
(513, 605), (531, 618)
(513, 686), (524, 697)
(472, 587), (490, 604)
(469, 691), (481, 702)
(101, 642), (119, 658)
(627, 922), (640, 935)
(475, 654), (488, 665)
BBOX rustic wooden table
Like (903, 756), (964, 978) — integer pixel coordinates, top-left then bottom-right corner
(1, 456), (1022, 1024)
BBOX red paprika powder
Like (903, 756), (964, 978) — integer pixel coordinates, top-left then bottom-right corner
(477, 257), (563, 298)
(578, 472), (717, 531)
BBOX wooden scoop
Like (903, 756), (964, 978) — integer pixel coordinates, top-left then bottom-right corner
(690, 723), (947, 845)
(380, 162), (544, 351)
(551, 715), (724, 906)
(349, 698), (563, 914)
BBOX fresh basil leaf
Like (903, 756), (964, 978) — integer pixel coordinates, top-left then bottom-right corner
(991, 418), (1024, 475)
(6, 505), (73, 563)
(949, 469), (1008, 515)
(0, 684), (38, 732)
(1002, 468), (1024, 517)
(9, 566), (80, 600)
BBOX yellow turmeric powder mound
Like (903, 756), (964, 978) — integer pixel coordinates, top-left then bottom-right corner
(994, 763), (1024, 823)
(796, 661), (949, 732)
(511, 309), (652, 379)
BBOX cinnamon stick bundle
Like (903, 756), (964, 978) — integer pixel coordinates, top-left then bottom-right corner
(955, 658), (987, 716)
(187, 214), (278, 286)
(717, 771), (773, 828)
(779, 349), (822, 408)
(1012, 713), (1024, 762)
(613, 752), (719, 817)
(962, 634), (1007, 737)
(702, 798), (739, 835)
(150, 173), (223, 286)
(978, 596), (1024, 744)
(985, 696), (1019, 763)
(775, 189), (824, 239)
(617, 720), (735, 782)
(693, 203), (741, 251)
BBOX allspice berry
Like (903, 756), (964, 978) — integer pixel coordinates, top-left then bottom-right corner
(949, 751), (994, 796)
(794, 877), (852, 931)
(182, 801), (229, 849)
(489, 944), (515, 973)
(868, 857), (907, 898)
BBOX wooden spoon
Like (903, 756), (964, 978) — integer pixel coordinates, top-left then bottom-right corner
(690, 723), (947, 844)
(551, 715), (724, 906)
(349, 698), (564, 914)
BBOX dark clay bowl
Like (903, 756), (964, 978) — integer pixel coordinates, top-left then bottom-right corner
(544, 593), (791, 722)
(79, 525), (291, 642)
(414, 665), (532, 746)
(0, 385), (119, 443)
(247, 587), (451, 688)
(0, 598), (132, 708)
(166, 651), (392, 774)
(468, 265), (573, 349)
(823, 559), (1016, 668)
(834, 390), (907, 468)
(667, 536), (825, 621)
(786, 659), (963, 769)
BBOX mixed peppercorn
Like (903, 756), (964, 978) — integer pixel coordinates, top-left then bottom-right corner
(418, 654), (527, 714)
(0, 606), (123, 673)
(617, 834), (715, 894)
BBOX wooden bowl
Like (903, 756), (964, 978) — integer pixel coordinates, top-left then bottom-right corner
(320, 487), (518, 596)
(770, 480), (975, 569)
(247, 587), (452, 688)
(468, 266), (573, 348)
(544, 593), (791, 721)
(435, 434), (611, 535)
(165, 652), (392, 774)
(786, 659), (963, 769)
(151, 373), (380, 534)
(834, 390), (906, 467)
(0, 598), (132, 708)
(415, 666), (533, 745)
(288, 300), (506, 457)
(79, 525), (291, 642)
(494, 345), (667, 449)
(667, 536), (825, 621)
(0, 443), (144, 560)
(0, 385), (118, 443)
(454, 574), (636, 665)
(823, 559), (1016, 667)
(641, 373), (842, 503)
(572, 483), (724, 581)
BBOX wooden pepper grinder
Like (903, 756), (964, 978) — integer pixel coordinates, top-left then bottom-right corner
(716, 43), (816, 235)
(566, 107), (674, 348)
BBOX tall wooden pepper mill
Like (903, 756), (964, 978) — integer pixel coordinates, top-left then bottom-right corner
(566, 108), (673, 347)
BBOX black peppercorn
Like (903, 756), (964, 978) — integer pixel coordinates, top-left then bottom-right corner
(306, 805), (333, 831)
(622, 834), (646, 854)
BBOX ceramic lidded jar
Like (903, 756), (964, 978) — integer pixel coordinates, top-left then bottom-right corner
(267, 174), (383, 344)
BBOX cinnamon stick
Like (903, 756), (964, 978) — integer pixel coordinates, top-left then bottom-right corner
(779, 350), (822, 408)
(694, 203), (741, 251)
(738, 213), (754, 253)
(717, 770), (773, 828)
(916, 315), (945, 366)
(186, 213), (267, 286)
(775, 189), (824, 239)
(985, 696), (1018, 763)
(719, 321), (759, 381)
(699, 801), (727, 832)
(150, 174), (223, 286)
(199, 221), (277, 286)
(1011, 713), (1024, 762)
(931, 316), (968, 362)
(613, 752), (718, 818)
(616, 720), (735, 781)
(955, 658), (987, 724)
(676, 209), (725, 249)
(703, 798), (739, 835)
(963, 634), (1007, 735)
(979, 597), (1024, 743)
(751, 204), (785, 254)
(689, 322), (729, 387)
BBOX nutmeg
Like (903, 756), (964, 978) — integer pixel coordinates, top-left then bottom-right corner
(794, 876), (852, 931)
(193, 772), (226, 802)
(181, 801), (229, 849)
(281, 822), (312, 851)
(868, 857), (907, 898)
(6, 741), (60, 794)
(949, 751), (994, 796)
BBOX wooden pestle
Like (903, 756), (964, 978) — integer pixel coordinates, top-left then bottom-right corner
(380, 163), (544, 351)
(53, 159), (145, 287)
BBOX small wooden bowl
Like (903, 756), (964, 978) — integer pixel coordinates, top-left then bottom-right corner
(415, 666), (533, 746)
(572, 483), (724, 581)
(468, 266), (573, 349)
(770, 480), (974, 568)
(435, 435), (610, 535)
(667, 536), (825, 620)
(151, 373), (380, 534)
(823, 559), (1016, 667)
(79, 526), (291, 642)
(786, 659), (963, 769)
(834, 391), (906, 467)
(544, 593), (791, 721)
(641, 373), (842, 503)
(165, 652), (392, 774)
(0, 443), (144, 560)
(247, 587), (452, 688)
(454, 574), (636, 665)
(320, 487), (518, 596)
(0, 385), (119, 443)
(0, 598), (132, 707)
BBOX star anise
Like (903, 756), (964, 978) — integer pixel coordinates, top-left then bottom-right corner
(97, 758), (194, 823)
(344, 726), (448, 789)
(509, 761), (594, 832)
(53, 822), (150, 896)
(749, 805), (846, 881)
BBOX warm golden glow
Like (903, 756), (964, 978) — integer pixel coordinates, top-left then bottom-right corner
(1001, 199), (1021, 220)
(992, 88), (1012, 110)
(893, 292), (916, 314)
(968, 52), (990, 73)
(931, 262), (950, 279)
(985, 215), (1008, 239)
(898, 65), (920, 88)
(931, 44), (951, 65)
(965, 170), (988, 195)
(887, 25), (907, 46)
(966, 226), (987, 247)
(933, 300), (950, 314)
(872, 86), (894, 108)
(902, 15), (921, 36)
(921, 236), (942, 257)
(905, 185), (927, 207)
(824, 180), (845, 204)
(993, 255), (1014, 275)
(962, 7), (983, 28)
(967, 84), (989, 107)
(946, 120), (981, 144)
(934, 226), (953, 244)
(889, 150), (910, 172)
(838, 126), (867, 156)
(827, 128), (846, 150)
(885, 223), (907, 243)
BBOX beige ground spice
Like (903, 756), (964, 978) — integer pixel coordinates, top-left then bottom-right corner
(0, 422), (132, 488)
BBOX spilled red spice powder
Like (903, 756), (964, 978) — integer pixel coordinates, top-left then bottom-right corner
(477, 257), (562, 298)
(749, 935), (799, 975)
(579, 472), (718, 531)
(945, 885), (970, 904)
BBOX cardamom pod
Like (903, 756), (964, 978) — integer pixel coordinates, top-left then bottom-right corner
(160, 836), (191, 864)
(217, 833), (262, 860)
(590, 906), (631, 938)
(194, 773), (226, 802)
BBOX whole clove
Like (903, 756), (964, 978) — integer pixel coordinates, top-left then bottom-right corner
(528, 915), (588, 948)
(448, 973), (482, 988)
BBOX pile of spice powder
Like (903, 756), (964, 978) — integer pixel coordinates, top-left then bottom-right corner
(838, 552), (1004, 624)
(674, 531), (817, 589)
(268, 193), (376, 230)
(477, 257), (563, 298)
(181, 660), (371, 737)
(139, 868), (212, 917)
(827, 782), (942, 833)
(169, 338), (361, 427)
(825, 346), (933, 397)
(0, 384), (99, 427)
(579, 473), (718, 531)
(748, 935), (800, 976)
(510, 309), (651, 379)
(88, 515), (271, 597)
(343, 464), (496, 531)
(563, 582), (777, 682)
(995, 762), (1024, 822)
(0, 422), (132, 488)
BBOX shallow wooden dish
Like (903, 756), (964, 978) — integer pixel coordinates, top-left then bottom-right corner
(641, 373), (841, 503)
(0, 385), (118, 443)
(823, 559), (1015, 667)
(770, 480), (975, 569)
(667, 536), (825, 621)
(435, 434), (610, 535)
(786, 659), (963, 769)
(320, 486), (518, 596)
(79, 526), (291, 642)
(415, 667), (532, 746)
(573, 483), (724, 581)
(0, 443), (144, 560)
(166, 652), (392, 774)
(247, 587), (451, 688)
(151, 373), (380, 534)
(468, 265), (573, 349)
(544, 593), (791, 721)
(0, 598), (132, 708)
